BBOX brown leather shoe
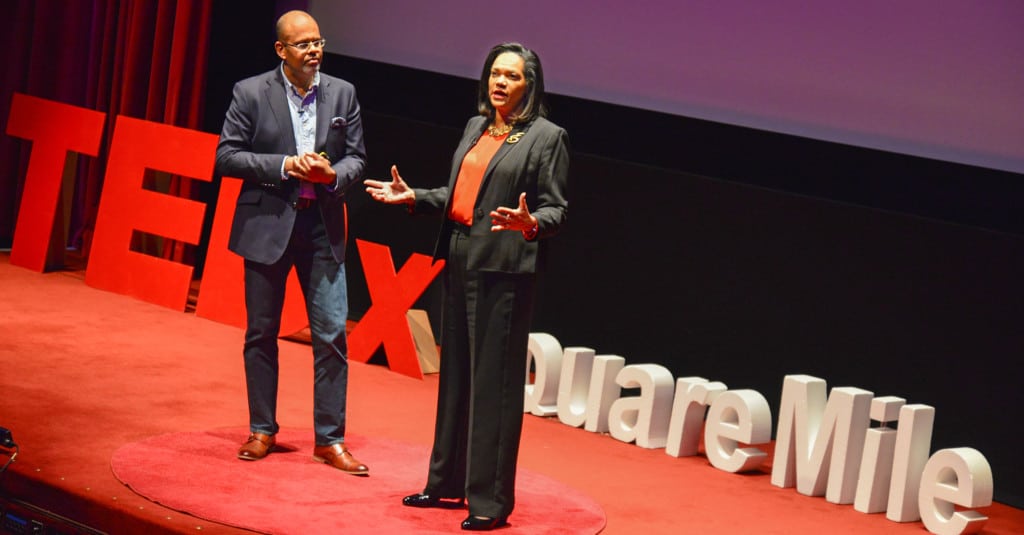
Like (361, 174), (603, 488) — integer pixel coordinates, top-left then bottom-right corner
(312, 443), (369, 476)
(237, 432), (275, 461)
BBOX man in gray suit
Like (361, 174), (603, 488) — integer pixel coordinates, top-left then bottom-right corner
(214, 9), (368, 475)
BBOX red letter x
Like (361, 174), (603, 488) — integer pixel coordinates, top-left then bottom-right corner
(348, 239), (444, 379)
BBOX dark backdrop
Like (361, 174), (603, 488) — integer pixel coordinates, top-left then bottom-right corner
(203, 4), (1023, 507)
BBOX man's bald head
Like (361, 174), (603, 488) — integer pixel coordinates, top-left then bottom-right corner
(276, 10), (316, 42)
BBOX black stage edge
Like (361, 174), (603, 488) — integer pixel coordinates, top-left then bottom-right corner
(1, 495), (106, 535)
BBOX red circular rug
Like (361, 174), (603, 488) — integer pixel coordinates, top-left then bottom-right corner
(111, 427), (605, 534)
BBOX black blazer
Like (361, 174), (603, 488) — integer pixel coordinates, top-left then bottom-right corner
(215, 67), (367, 264)
(413, 115), (569, 274)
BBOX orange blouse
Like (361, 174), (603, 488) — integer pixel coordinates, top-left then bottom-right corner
(448, 132), (508, 225)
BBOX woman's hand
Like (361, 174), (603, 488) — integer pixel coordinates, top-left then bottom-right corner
(490, 192), (538, 234)
(365, 165), (415, 205)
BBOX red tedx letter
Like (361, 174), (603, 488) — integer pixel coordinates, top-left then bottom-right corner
(85, 116), (218, 310)
(194, 176), (308, 334)
(348, 239), (445, 379)
(5, 93), (105, 271)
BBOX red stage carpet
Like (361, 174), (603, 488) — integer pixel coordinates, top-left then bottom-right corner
(4, 255), (1024, 534)
(111, 427), (605, 534)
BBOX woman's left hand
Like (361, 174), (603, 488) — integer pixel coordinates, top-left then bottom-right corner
(490, 192), (538, 233)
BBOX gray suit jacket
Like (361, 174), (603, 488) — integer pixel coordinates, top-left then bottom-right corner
(215, 66), (367, 264)
(413, 115), (569, 274)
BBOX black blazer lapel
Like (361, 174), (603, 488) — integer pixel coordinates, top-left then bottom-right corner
(477, 121), (530, 197)
(446, 118), (488, 190)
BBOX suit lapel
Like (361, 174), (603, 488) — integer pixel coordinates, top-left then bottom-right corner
(447, 118), (487, 189)
(265, 69), (295, 154)
(479, 121), (529, 188)
(315, 76), (331, 152)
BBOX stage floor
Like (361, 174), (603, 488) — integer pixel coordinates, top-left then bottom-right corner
(1, 254), (1022, 534)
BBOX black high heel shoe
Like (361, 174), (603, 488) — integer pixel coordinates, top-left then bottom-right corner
(461, 515), (508, 531)
(402, 493), (466, 509)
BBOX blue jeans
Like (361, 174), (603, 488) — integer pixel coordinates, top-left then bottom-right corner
(242, 208), (349, 446)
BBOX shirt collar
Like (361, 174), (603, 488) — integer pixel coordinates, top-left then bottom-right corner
(280, 64), (320, 105)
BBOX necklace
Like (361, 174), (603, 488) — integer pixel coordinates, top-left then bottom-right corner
(486, 122), (514, 137)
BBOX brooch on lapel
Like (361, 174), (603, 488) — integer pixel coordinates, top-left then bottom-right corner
(506, 132), (525, 144)
(330, 117), (346, 129)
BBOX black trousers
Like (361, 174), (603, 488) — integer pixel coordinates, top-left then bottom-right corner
(424, 225), (537, 519)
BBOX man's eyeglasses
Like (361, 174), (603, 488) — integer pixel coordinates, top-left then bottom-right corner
(284, 39), (326, 51)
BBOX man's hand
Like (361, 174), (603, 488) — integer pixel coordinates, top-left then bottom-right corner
(297, 152), (336, 184)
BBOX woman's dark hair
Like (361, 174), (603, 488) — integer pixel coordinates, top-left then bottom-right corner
(477, 42), (547, 123)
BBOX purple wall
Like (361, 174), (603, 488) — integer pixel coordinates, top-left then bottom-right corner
(310, 0), (1024, 174)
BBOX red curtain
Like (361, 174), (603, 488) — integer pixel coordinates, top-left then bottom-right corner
(1, 0), (212, 263)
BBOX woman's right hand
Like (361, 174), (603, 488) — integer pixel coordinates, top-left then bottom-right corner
(365, 165), (415, 205)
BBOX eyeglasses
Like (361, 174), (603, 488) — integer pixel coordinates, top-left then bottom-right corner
(284, 39), (326, 51)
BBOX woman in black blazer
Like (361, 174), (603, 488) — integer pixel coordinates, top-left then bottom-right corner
(365, 42), (569, 531)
